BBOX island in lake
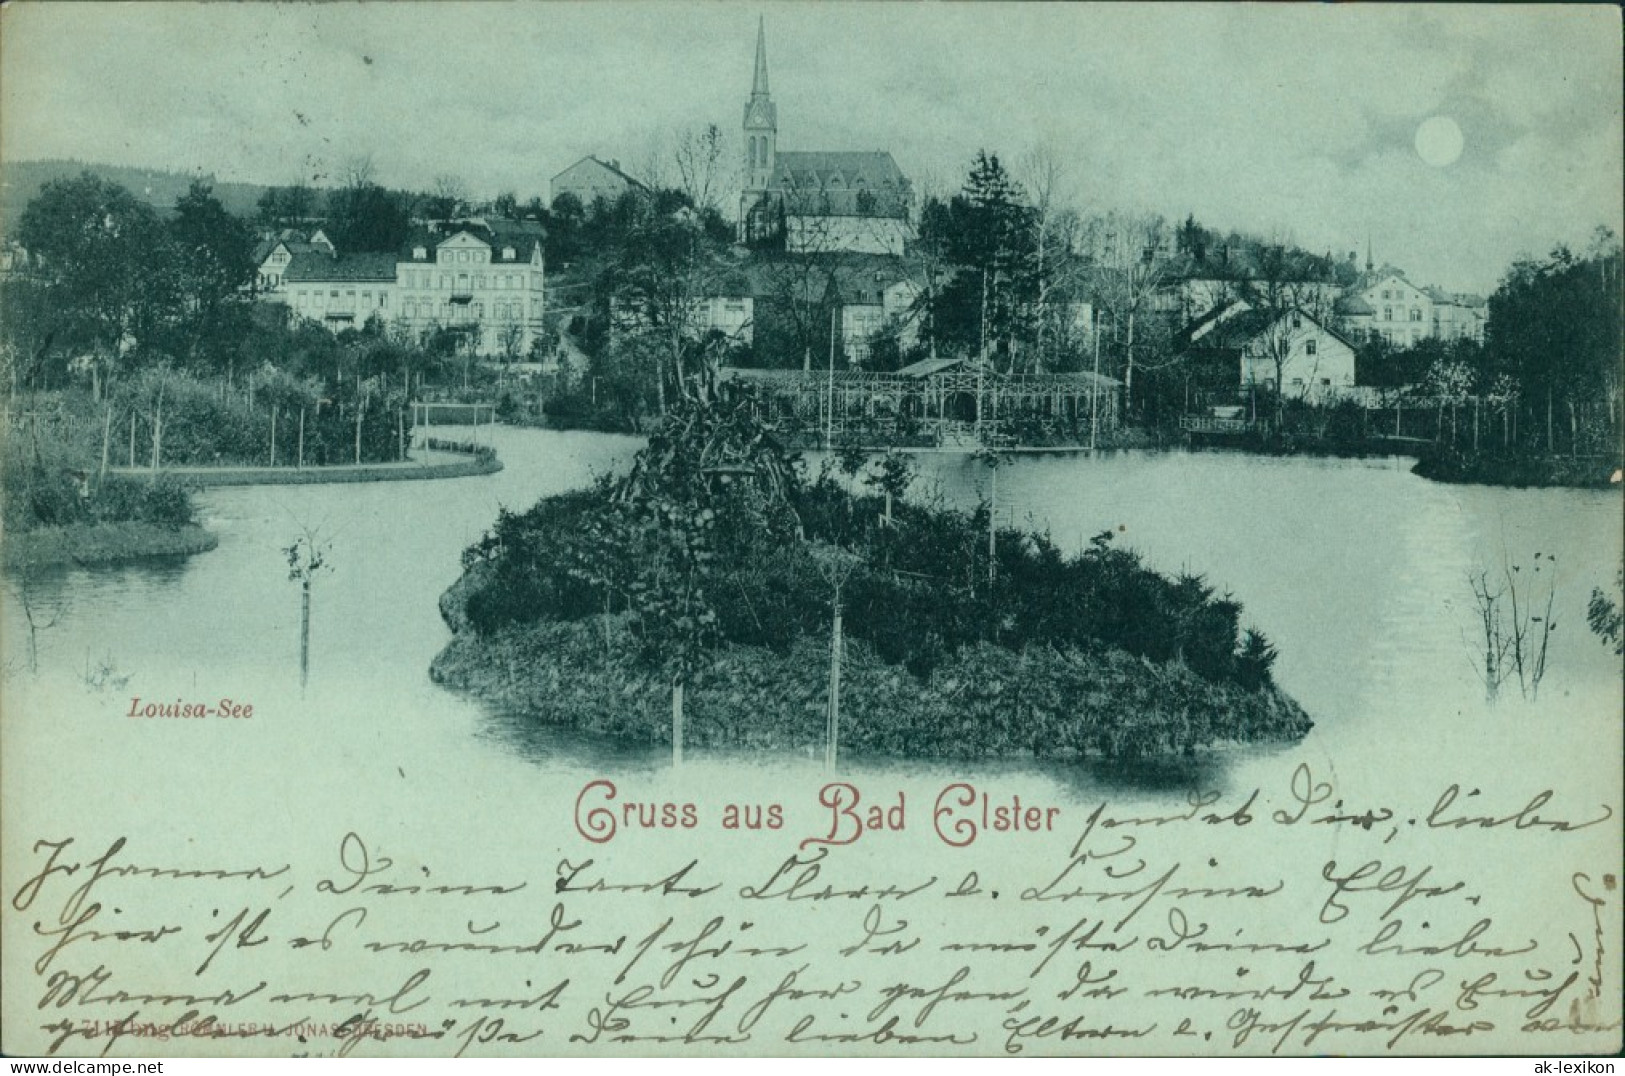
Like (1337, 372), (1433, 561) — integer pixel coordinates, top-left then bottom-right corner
(432, 379), (1312, 763)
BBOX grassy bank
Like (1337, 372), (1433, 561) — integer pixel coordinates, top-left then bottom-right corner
(432, 568), (1312, 761)
(1412, 448), (1620, 489)
(115, 452), (502, 488)
(3, 521), (218, 570)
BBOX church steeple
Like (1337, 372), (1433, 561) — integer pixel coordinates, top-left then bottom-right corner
(742, 17), (777, 194)
(752, 15), (770, 96)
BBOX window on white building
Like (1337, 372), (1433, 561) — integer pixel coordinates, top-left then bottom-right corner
(1410, 308), (1422, 321)
(1305, 339), (1317, 356)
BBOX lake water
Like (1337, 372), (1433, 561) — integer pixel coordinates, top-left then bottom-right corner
(4, 426), (1621, 820)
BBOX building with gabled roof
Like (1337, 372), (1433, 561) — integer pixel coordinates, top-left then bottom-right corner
(737, 18), (913, 255)
(550, 156), (647, 209)
(1178, 303), (1358, 406)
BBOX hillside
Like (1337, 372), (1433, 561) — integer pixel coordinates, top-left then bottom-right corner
(0, 159), (274, 232)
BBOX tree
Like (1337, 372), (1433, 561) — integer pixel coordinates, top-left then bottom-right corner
(423, 173), (469, 220)
(1484, 232), (1623, 455)
(1019, 145), (1080, 373)
(170, 182), (255, 373)
(673, 124), (728, 216)
(328, 161), (411, 252)
(1081, 210), (1174, 415)
(256, 183), (317, 230)
(15, 172), (179, 397)
(950, 151), (1037, 371)
(600, 200), (733, 414)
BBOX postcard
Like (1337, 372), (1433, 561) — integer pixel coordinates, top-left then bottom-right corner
(2, 1), (1621, 1059)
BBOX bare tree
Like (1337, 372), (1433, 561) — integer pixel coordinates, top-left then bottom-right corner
(342, 154), (377, 190)
(673, 124), (728, 215)
(1019, 144), (1072, 372)
(1081, 211), (1173, 414)
(430, 173), (470, 218)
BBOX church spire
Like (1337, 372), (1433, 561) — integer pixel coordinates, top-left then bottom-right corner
(752, 15), (770, 96)
(739, 16), (778, 240)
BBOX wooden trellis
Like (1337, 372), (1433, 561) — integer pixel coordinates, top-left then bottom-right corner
(723, 366), (1120, 443)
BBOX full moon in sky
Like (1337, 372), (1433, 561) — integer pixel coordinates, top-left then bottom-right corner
(1415, 115), (1465, 167)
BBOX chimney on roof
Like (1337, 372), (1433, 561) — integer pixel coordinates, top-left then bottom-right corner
(610, 159), (620, 170)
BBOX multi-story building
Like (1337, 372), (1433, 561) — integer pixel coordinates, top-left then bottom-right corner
(1352, 271), (1435, 347)
(271, 220), (546, 357)
(392, 223), (547, 356)
(1426, 288), (1488, 343)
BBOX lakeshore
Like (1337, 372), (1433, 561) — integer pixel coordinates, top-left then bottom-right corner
(106, 448), (502, 488)
(2, 521), (218, 570)
(5, 450), (501, 570)
(431, 568), (1314, 762)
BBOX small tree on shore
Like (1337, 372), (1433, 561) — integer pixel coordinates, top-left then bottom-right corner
(285, 524), (332, 689)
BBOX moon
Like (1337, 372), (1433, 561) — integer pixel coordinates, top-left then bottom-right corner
(1415, 115), (1464, 168)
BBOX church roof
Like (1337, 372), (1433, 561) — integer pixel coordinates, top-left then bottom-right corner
(772, 151), (906, 190)
(763, 151), (912, 218)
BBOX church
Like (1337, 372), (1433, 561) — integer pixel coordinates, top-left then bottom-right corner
(737, 19), (914, 256)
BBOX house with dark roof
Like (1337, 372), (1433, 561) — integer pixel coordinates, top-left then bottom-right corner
(282, 250), (398, 328)
(737, 19), (914, 255)
(253, 229), (335, 292)
(1178, 302), (1358, 406)
(550, 156), (647, 209)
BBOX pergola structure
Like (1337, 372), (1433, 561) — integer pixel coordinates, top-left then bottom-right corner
(722, 358), (1120, 447)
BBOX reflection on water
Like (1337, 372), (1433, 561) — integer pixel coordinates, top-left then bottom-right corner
(4, 427), (1621, 804)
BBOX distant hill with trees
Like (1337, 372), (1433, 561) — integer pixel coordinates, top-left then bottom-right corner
(1, 159), (272, 232)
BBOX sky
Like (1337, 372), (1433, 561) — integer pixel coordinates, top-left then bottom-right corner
(1, 2), (1620, 294)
